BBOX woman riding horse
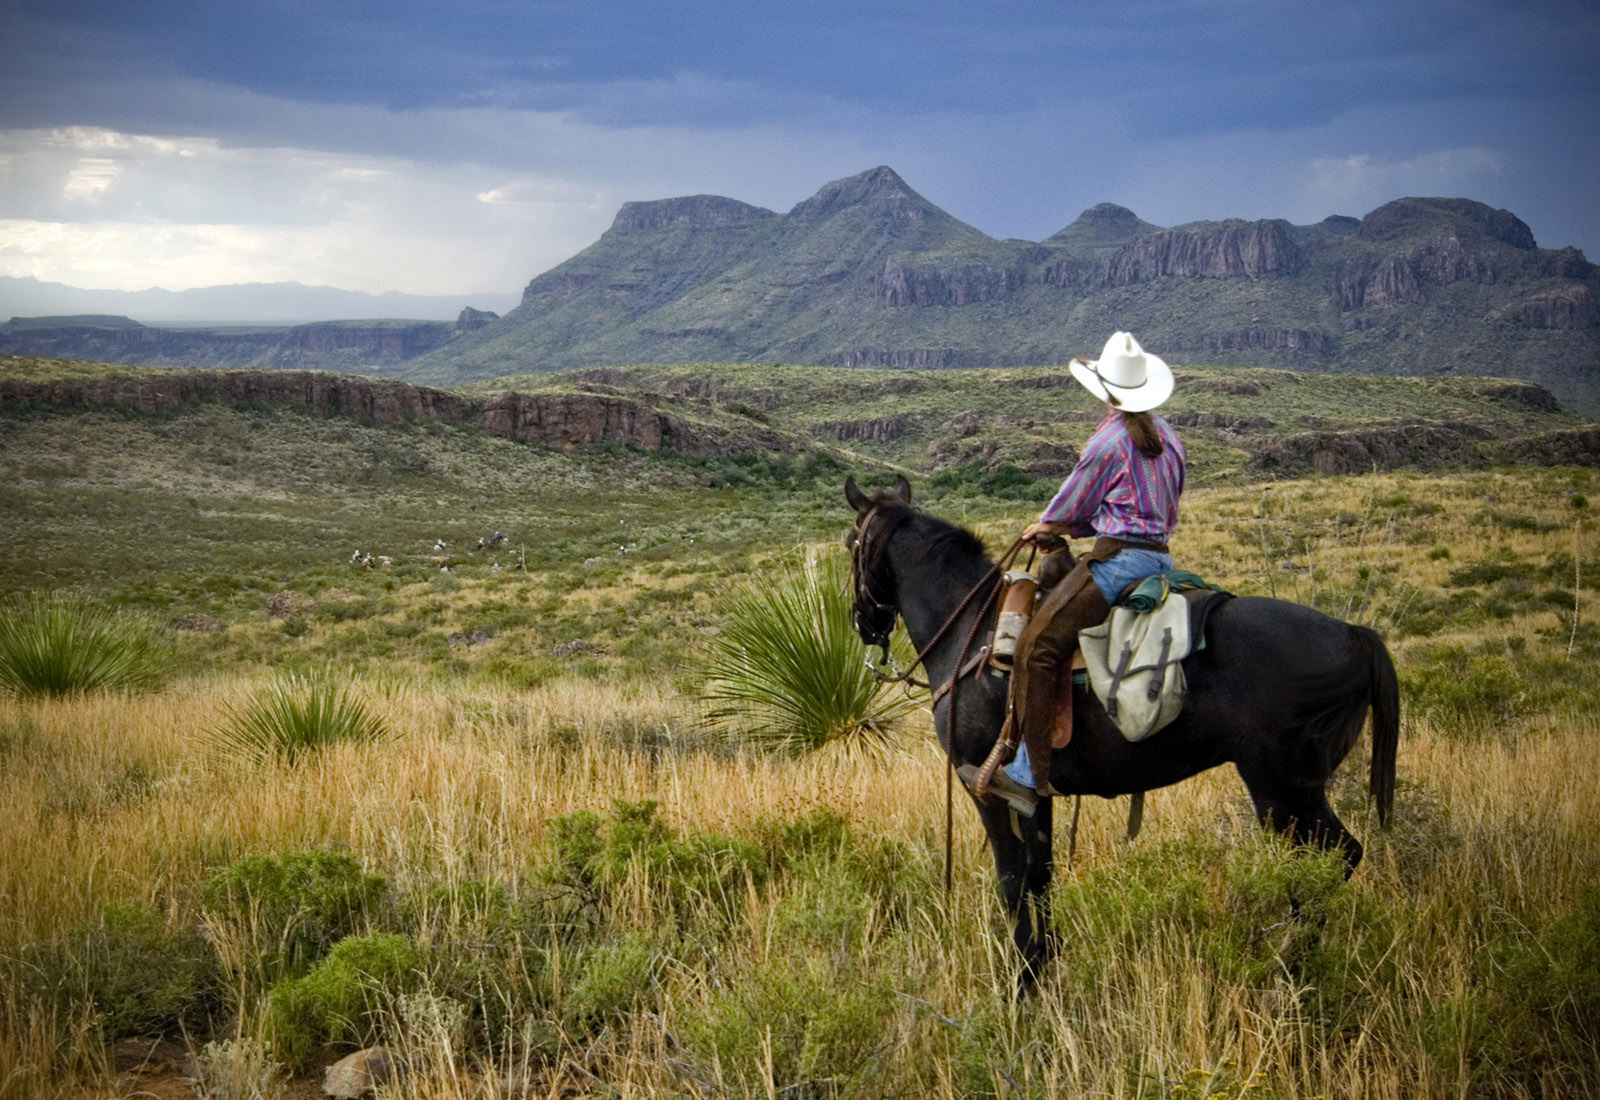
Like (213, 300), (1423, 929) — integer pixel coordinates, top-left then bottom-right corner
(1009, 332), (1186, 798)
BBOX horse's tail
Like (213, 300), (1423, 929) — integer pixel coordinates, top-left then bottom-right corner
(1355, 624), (1400, 827)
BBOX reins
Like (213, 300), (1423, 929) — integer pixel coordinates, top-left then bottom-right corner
(850, 503), (1030, 893)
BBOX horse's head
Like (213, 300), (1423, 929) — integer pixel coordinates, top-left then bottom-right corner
(844, 475), (913, 653)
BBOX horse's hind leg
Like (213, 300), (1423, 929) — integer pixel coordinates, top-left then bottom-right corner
(1242, 778), (1363, 875)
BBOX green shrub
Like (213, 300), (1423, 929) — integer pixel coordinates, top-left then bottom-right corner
(678, 887), (902, 1098)
(200, 850), (387, 983)
(564, 930), (662, 1032)
(0, 591), (171, 697)
(213, 672), (390, 762)
(540, 799), (765, 928)
(20, 900), (221, 1040)
(699, 550), (917, 753)
(266, 932), (423, 1066)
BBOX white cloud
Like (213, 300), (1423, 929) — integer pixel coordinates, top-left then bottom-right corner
(0, 125), (627, 294)
(1304, 147), (1504, 212)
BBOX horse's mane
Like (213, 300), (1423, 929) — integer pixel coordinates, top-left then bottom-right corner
(863, 493), (990, 570)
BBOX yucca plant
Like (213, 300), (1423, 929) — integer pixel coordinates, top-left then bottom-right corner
(700, 550), (918, 754)
(215, 672), (390, 763)
(0, 590), (170, 697)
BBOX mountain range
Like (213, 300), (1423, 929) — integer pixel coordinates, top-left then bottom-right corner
(4, 166), (1597, 410)
(405, 166), (1600, 409)
(0, 276), (519, 325)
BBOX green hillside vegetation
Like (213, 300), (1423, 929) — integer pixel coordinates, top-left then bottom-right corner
(1, 353), (1598, 1097)
(478, 360), (1595, 483)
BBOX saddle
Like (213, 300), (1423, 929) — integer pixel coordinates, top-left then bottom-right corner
(967, 568), (1229, 812)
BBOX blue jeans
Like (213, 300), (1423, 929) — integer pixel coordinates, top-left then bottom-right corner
(1088, 548), (1172, 604)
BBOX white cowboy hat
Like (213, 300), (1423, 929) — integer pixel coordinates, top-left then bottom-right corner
(1068, 331), (1174, 412)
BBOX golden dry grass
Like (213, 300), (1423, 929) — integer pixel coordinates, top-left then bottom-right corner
(1, 467), (1596, 1098)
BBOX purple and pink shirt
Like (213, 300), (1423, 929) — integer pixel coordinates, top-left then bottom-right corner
(1039, 411), (1185, 542)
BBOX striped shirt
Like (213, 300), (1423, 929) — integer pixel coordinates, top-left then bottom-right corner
(1039, 410), (1185, 541)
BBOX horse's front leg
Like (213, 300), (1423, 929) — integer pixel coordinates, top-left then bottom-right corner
(972, 794), (1055, 990)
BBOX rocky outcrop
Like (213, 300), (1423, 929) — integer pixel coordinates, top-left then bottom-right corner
(810, 415), (913, 442)
(1164, 410), (1275, 432)
(482, 391), (667, 450)
(1410, 234), (1499, 284)
(1175, 376), (1266, 395)
(787, 165), (933, 223)
(1374, 257), (1425, 303)
(822, 347), (960, 368)
(522, 272), (597, 301)
(1104, 220), (1302, 285)
(1249, 420), (1494, 475)
(454, 307), (499, 334)
(1189, 328), (1330, 353)
(611, 195), (776, 232)
(0, 320), (453, 369)
(1480, 382), (1560, 409)
(0, 368), (803, 457)
(874, 261), (1024, 306)
(1047, 203), (1158, 247)
(1505, 428), (1600, 466)
(1541, 247), (1595, 279)
(0, 369), (467, 424)
(1512, 286), (1598, 329)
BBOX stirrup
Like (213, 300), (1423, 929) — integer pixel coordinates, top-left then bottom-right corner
(957, 764), (1038, 818)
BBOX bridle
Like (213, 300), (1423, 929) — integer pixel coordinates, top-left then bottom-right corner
(848, 503), (1027, 694)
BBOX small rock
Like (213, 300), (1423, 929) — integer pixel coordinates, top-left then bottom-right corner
(447, 631), (467, 647)
(265, 591), (298, 619)
(323, 1046), (396, 1098)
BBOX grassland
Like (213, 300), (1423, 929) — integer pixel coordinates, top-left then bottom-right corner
(0, 357), (1597, 1098)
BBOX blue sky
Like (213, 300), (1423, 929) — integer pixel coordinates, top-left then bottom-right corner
(1, 0), (1596, 296)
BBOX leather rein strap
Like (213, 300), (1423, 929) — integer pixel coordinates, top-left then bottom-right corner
(850, 505), (1028, 894)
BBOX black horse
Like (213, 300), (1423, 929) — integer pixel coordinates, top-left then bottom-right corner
(845, 476), (1399, 981)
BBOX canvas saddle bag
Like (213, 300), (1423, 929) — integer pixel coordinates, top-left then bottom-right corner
(1077, 593), (1193, 741)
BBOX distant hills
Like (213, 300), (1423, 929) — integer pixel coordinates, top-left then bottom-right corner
(0, 310), (502, 373)
(0, 276), (519, 325)
(404, 166), (1600, 410)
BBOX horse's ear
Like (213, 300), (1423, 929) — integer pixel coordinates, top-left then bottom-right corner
(845, 476), (870, 513)
(892, 474), (912, 505)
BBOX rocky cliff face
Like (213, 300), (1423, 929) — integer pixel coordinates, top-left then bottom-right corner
(1103, 220), (1302, 284)
(1512, 286), (1598, 329)
(0, 369), (799, 457)
(873, 261), (1025, 306)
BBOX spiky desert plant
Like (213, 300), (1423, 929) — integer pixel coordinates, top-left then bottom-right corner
(700, 550), (917, 754)
(0, 591), (170, 698)
(214, 672), (390, 763)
